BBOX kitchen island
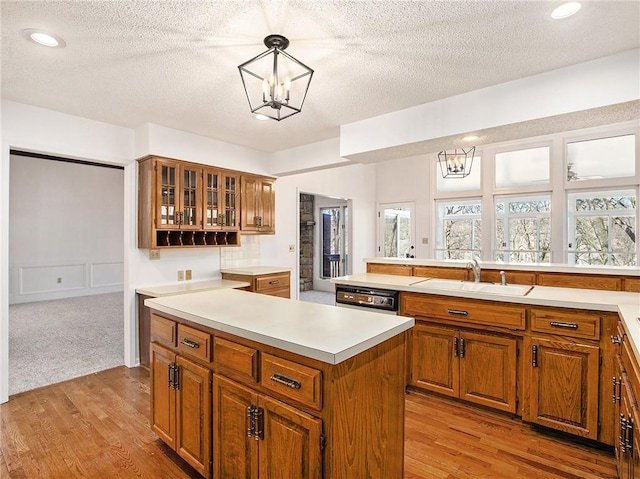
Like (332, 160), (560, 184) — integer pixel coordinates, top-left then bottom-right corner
(145, 288), (414, 479)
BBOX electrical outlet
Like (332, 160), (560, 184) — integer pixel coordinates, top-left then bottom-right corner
(185, 269), (192, 280)
(57, 277), (62, 283)
(149, 249), (160, 260)
(289, 244), (295, 253)
(178, 270), (185, 281)
(422, 237), (429, 245)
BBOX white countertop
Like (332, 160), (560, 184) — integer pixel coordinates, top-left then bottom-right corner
(136, 279), (250, 298)
(145, 289), (414, 365)
(365, 258), (640, 277)
(220, 266), (292, 276)
(333, 273), (640, 357)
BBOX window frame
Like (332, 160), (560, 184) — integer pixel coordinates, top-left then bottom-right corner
(435, 197), (483, 260)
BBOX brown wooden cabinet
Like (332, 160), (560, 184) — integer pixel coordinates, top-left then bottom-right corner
(150, 342), (212, 478)
(148, 307), (407, 479)
(240, 174), (276, 234)
(214, 375), (322, 479)
(138, 156), (241, 248)
(221, 270), (290, 298)
(524, 336), (599, 440)
(411, 322), (517, 413)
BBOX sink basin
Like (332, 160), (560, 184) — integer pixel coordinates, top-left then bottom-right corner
(420, 279), (533, 296)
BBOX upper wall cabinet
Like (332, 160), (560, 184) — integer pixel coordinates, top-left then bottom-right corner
(240, 174), (275, 234)
(138, 156), (246, 248)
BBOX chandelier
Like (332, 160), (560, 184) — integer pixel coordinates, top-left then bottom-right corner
(438, 147), (476, 178)
(238, 34), (314, 121)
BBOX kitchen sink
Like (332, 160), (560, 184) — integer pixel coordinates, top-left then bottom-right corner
(419, 279), (533, 296)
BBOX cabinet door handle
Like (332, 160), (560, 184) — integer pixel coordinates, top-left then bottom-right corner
(532, 345), (538, 367)
(613, 377), (622, 404)
(168, 362), (174, 388)
(256, 216), (263, 227)
(269, 280), (279, 285)
(247, 405), (257, 438)
(270, 373), (302, 390)
(447, 309), (468, 316)
(459, 338), (466, 359)
(611, 335), (623, 345)
(621, 414), (628, 453)
(453, 337), (459, 357)
(171, 363), (180, 390)
(255, 407), (264, 441)
(549, 321), (578, 330)
(626, 415), (634, 455)
(181, 338), (200, 349)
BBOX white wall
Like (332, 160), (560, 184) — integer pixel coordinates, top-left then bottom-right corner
(375, 155), (432, 258)
(341, 49), (640, 158)
(9, 155), (124, 304)
(261, 163), (377, 299)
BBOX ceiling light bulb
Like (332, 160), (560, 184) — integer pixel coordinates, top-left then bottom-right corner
(254, 114), (270, 121)
(463, 135), (479, 142)
(551, 2), (581, 19)
(22, 29), (66, 48)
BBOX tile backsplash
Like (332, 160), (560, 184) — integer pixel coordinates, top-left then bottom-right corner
(220, 235), (261, 268)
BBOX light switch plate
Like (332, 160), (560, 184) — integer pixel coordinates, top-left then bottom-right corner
(289, 244), (295, 252)
(178, 270), (185, 281)
(422, 237), (429, 244)
(185, 269), (192, 280)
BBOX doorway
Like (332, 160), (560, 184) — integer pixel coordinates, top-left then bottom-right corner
(378, 202), (416, 258)
(299, 192), (351, 305)
(8, 152), (125, 395)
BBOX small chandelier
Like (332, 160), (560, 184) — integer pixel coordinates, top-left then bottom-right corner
(238, 34), (314, 121)
(438, 147), (476, 178)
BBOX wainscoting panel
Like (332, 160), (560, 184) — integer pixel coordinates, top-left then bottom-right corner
(90, 262), (124, 288)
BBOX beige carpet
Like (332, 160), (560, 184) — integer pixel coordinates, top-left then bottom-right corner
(9, 292), (124, 396)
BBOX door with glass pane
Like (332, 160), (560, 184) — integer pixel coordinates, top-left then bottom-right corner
(320, 206), (348, 278)
(378, 203), (415, 258)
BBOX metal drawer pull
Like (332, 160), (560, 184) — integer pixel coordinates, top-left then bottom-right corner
(270, 373), (302, 389)
(269, 280), (279, 285)
(549, 321), (578, 330)
(181, 338), (200, 349)
(447, 309), (468, 316)
(611, 335), (623, 345)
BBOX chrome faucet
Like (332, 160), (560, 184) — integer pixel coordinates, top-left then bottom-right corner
(466, 258), (481, 283)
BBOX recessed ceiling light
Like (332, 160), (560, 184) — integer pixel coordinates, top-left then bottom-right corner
(551, 2), (582, 19)
(462, 135), (479, 142)
(21, 29), (66, 48)
(254, 114), (270, 121)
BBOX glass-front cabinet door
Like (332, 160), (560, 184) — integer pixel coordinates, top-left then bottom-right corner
(181, 164), (201, 230)
(157, 160), (180, 229)
(223, 173), (238, 230)
(204, 168), (238, 230)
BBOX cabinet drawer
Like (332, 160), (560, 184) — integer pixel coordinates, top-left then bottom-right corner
(261, 353), (322, 410)
(214, 337), (258, 383)
(530, 308), (600, 340)
(150, 314), (177, 347)
(255, 273), (290, 293)
(402, 293), (526, 330)
(177, 324), (212, 363)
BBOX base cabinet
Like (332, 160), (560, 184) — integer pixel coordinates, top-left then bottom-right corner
(150, 343), (212, 478)
(524, 336), (599, 440)
(411, 323), (517, 413)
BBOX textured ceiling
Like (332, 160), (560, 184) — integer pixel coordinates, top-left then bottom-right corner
(1, 1), (639, 154)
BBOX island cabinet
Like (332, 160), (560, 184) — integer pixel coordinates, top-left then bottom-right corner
(240, 174), (275, 234)
(147, 306), (407, 479)
(150, 317), (213, 478)
(221, 269), (291, 299)
(614, 321), (640, 478)
(403, 294), (523, 414)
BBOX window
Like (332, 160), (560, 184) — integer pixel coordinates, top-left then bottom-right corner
(568, 190), (637, 266)
(495, 196), (551, 263)
(436, 200), (482, 260)
(567, 134), (635, 181)
(495, 147), (550, 188)
(436, 157), (482, 193)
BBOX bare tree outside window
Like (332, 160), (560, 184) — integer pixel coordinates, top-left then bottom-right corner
(437, 202), (482, 260)
(568, 192), (636, 266)
(495, 197), (551, 263)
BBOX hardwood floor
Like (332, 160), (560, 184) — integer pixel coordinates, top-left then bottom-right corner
(0, 366), (616, 479)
